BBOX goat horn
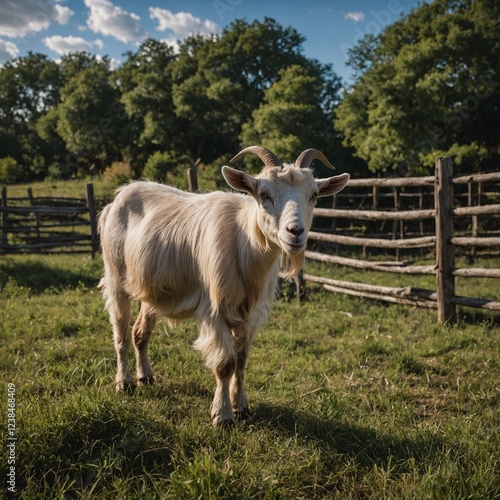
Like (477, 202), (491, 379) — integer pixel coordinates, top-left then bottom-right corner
(230, 146), (283, 168)
(295, 149), (335, 170)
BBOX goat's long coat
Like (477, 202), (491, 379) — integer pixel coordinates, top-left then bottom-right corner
(99, 151), (349, 425)
(99, 181), (279, 358)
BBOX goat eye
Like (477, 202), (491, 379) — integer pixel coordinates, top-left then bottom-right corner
(259, 192), (269, 200)
(310, 192), (318, 202)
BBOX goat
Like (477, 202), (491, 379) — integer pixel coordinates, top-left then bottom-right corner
(98, 146), (349, 426)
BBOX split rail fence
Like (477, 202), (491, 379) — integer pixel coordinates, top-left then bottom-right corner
(0, 183), (100, 258)
(2, 158), (499, 324)
(303, 157), (500, 323)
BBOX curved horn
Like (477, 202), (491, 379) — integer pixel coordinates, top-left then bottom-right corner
(230, 145), (283, 168)
(295, 148), (335, 170)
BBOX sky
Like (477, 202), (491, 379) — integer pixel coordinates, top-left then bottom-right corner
(0, 0), (423, 83)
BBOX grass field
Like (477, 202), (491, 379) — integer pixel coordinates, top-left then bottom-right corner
(4, 178), (116, 201)
(0, 253), (499, 499)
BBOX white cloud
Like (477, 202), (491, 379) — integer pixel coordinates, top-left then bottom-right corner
(93, 39), (104, 50)
(0, 0), (75, 37)
(0, 39), (19, 64)
(149, 8), (219, 38)
(54, 4), (74, 25)
(344, 11), (365, 22)
(43, 35), (95, 55)
(84, 0), (146, 44)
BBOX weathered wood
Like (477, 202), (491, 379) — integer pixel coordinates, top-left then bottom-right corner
(0, 206), (89, 214)
(26, 187), (42, 247)
(86, 183), (98, 259)
(308, 231), (436, 249)
(346, 176), (435, 187)
(313, 207), (436, 220)
(187, 158), (200, 193)
(303, 273), (437, 299)
(304, 250), (436, 275)
(452, 267), (500, 278)
(435, 157), (457, 324)
(318, 278), (499, 312)
(451, 204), (500, 216)
(451, 296), (500, 311)
(322, 284), (438, 309)
(452, 171), (500, 184)
(1, 186), (7, 248)
(450, 237), (500, 247)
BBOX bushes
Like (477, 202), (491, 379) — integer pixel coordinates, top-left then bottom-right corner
(102, 162), (134, 186)
(142, 151), (179, 182)
(0, 157), (22, 184)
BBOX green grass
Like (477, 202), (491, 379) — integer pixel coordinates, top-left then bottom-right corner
(4, 178), (116, 200)
(0, 254), (499, 498)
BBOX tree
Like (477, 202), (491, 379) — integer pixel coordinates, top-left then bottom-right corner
(115, 39), (177, 170)
(241, 65), (340, 164)
(170, 18), (326, 163)
(0, 53), (62, 179)
(336, 0), (500, 175)
(56, 55), (126, 175)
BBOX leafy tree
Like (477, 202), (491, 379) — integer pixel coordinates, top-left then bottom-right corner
(241, 65), (340, 164)
(170, 18), (327, 163)
(0, 53), (62, 178)
(0, 18), (346, 182)
(336, 0), (500, 175)
(142, 150), (183, 181)
(0, 157), (21, 184)
(56, 55), (126, 175)
(0, 52), (61, 132)
(116, 39), (177, 170)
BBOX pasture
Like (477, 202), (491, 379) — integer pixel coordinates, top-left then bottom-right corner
(1, 253), (499, 498)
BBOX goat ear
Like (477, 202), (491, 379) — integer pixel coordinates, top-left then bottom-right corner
(316, 173), (350, 198)
(222, 166), (258, 195)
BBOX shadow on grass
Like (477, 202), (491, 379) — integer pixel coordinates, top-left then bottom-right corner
(0, 259), (99, 294)
(16, 398), (175, 497)
(251, 402), (455, 471)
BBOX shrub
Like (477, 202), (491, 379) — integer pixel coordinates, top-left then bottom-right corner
(103, 162), (134, 186)
(0, 157), (21, 184)
(142, 151), (179, 182)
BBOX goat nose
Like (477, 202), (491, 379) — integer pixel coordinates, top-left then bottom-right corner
(287, 225), (304, 237)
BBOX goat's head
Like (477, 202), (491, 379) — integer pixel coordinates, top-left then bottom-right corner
(222, 145), (349, 258)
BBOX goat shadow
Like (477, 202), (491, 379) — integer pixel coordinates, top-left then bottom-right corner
(0, 259), (98, 294)
(247, 402), (453, 471)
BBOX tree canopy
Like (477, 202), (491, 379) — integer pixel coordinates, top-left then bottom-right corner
(336, 0), (500, 175)
(0, 18), (345, 183)
(0, 5), (499, 184)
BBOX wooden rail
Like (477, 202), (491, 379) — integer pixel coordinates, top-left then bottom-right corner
(304, 157), (500, 323)
(0, 184), (100, 257)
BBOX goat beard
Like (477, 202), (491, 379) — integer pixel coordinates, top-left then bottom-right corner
(280, 251), (305, 280)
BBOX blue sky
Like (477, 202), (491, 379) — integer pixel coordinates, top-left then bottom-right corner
(0, 0), (423, 82)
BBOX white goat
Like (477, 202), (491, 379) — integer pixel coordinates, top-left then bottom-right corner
(99, 146), (349, 426)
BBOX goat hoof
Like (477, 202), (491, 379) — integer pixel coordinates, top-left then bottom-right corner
(137, 376), (155, 386)
(214, 419), (235, 429)
(116, 380), (136, 393)
(234, 407), (251, 420)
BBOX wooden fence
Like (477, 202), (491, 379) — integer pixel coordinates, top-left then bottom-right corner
(303, 157), (500, 323)
(0, 184), (99, 258)
(2, 159), (499, 323)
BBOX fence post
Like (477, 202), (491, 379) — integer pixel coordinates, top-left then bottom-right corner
(1, 186), (7, 250)
(187, 158), (200, 193)
(86, 183), (98, 259)
(435, 157), (456, 324)
(27, 187), (42, 247)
